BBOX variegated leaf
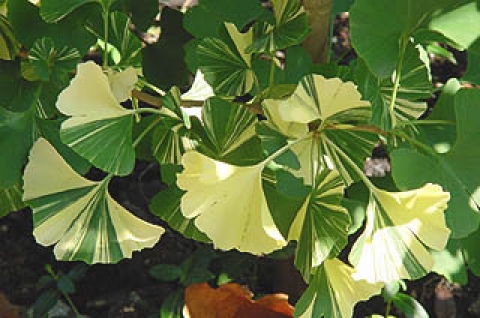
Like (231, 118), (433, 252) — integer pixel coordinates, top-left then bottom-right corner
(196, 24), (255, 96)
(294, 258), (383, 318)
(57, 61), (136, 176)
(23, 138), (164, 264)
(349, 184), (451, 283)
(0, 183), (25, 218)
(288, 166), (350, 280)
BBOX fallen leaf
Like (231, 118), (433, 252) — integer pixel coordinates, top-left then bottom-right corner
(184, 283), (293, 318)
(0, 293), (20, 318)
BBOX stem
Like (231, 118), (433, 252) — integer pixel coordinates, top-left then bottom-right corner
(268, 55), (276, 90)
(133, 107), (165, 116)
(392, 130), (439, 157)
(385, 299), (392, 318)
(262, 135), (311, 168)
(323, 137), (376, 191)
(396, 119), (456, 126)
(388, 39), (407, 128)
(46, 265), (81, 318)
(102, 8), (109, 68)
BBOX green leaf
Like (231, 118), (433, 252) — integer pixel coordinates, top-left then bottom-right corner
(463, 39), (480, 85)
(0, 14), (20, 60)
(195, 26), (255, 97)
(432, 239), (468, 284)
(149, 264), (183, 282)
(392, 293), (429, 318)
(57, 61), (136, 176)
(151, 88), (195, 165)
(24, 139), (164, 264)
(88, 12), (142, 66)
(8, 0), (96, 54)
(184, 0), (265, 38)
(29, 37), (81, 83)
(40, 0), (102, 23)
(0, 182), (25, 218)
(160, 290), (183, 318)
(57, 275), (75, 294)
(121, 0), (159, 31)
(247, 0), (309, 53)
(0, 107), (35, 188)
(196, 97), (264, 165)
(294, 259), (383, 318)
(350, 0), (480, 78)
(320, 129), (378, 186)
(288, 167), (350, 281)
(33, 290), (60, 318)
(391, 89), (480, 238)
(149, 186), (210, 243)
(355, 44), (432, 130)
(461, 226), (480, 276)
(142, 7), (191, 90)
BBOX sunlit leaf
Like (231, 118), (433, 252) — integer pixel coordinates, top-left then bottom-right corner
(288, 166), (350, 280)
(349, 184), (451, 283)
(57, 61), (137, 176)
(294, 259), (383, 318)
(23, 138), (164, 264)
(391, 89), (480, 238)
(277, 74), (371, 124)
(177, 151), (286, 255)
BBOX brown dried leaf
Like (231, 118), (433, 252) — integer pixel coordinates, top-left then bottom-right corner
(0, 293), (20, 318)
(184, 283), (294, 318)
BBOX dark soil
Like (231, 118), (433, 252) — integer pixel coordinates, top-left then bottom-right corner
(1, 9), (480, 318)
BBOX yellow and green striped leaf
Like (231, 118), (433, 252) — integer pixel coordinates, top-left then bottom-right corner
(278, 74), (371, 124)
(23, 138), (164, 264)
(294, 258), (383, 318)
(349, 183), (451, 283)
(57, 61), (137, 176)
(0, 182), (24, 218)
(288, 166), (350, 280)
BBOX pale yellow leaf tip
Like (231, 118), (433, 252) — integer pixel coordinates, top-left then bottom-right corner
(177, 151), (286, 255)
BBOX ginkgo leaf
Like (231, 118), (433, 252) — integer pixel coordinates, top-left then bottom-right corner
(349, 183), (451, 283)
(152, 87), (195, 165)
(288, 166), (350, 280)
(0, 14), (19, 60)
(184, 282), (294, 318)
(181, 70), (214, 102)
(196, 23), (255, 96)
(177, 151), (286, 255)
(294, 258), (383, 318)
(23, 138), (164, 264)
(246, 0), (309, 53)
(278, 74), (371, 124)
(355, 44), (432, 130)
(57, 61), (136, 176)
(0, 182), (24, 218)
(391, 88), (480, 238)
(106, 67), (138, 102)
